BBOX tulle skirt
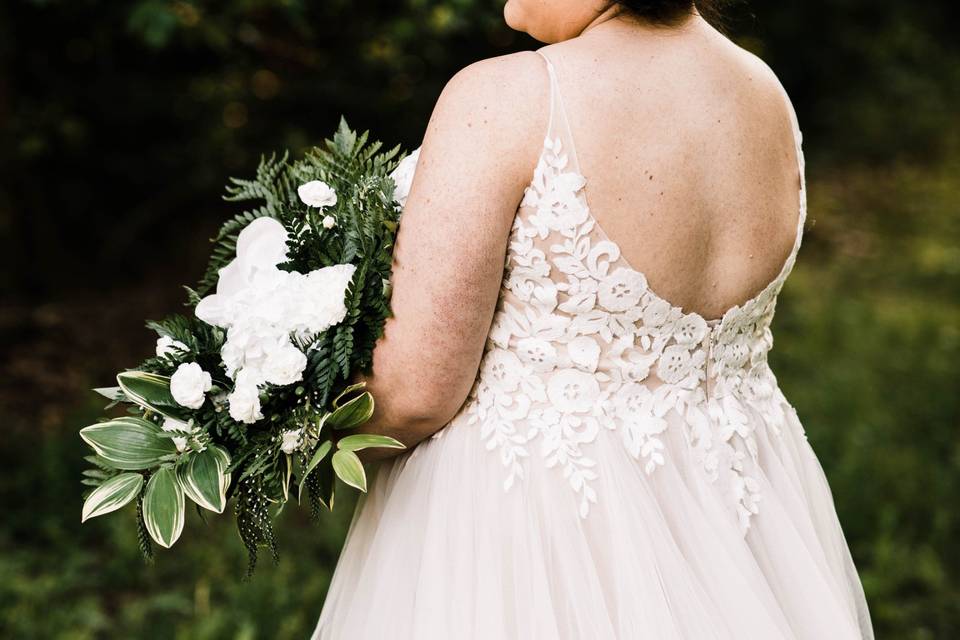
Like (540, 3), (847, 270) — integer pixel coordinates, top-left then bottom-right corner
(313, 399), (873, 639)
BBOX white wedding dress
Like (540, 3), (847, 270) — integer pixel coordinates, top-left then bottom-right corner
(313, 51), (874, 639)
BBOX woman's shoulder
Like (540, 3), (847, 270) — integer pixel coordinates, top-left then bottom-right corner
(434, 51), (549, 133)
(447, 50), (547, 89)
(423, 51), (551, 182)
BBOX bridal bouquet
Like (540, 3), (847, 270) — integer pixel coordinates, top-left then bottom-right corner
(78, 120), (419, 574)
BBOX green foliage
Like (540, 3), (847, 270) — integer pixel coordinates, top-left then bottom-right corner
(336, 434), (405, 453)
(330, 450), (366, 493)
(142, 466), (186, 549)
(116, 371), (187, 420)
(177, 445), (231, 514)
(326, 391), (375, 431)
(235, 476), (278, 579)
(298, 440), (332, 502)
(76, 120), (409, 574)
(79, 417), (178, 471)
(81, 472), (144, 522)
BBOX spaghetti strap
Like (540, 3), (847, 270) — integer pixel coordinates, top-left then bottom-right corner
(771, 80), (808, 257)
(533, 49), (586, 173)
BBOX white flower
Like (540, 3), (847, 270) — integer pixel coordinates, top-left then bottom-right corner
(195, 217), (290, 327)
(155, 335), (188, 358)
(161, 416), (194, 453)
(614, 383), (666, 434)
(642, 297), (673, 328)
(280, 429), (303, 454)
(390, 147), (420, 208)
(170, 363), (212, 409)
(262, 341), (307, 386)
(322, 215), (336, 229)
(523, 166), (590, 235)
(657, 344), (693, 384)
(228, 371), (263, 424)
(598, 268), (646, 312)
(516, 337), (557, 372)
(567, 336), (600, 372)
(546, 368), (600, 413)
(297, 180), (338, 208)
(480, 349), (524, 393)
(674, 314), (709, 347)
(289, 264), (356, 338)
(196, 232), (355, 389)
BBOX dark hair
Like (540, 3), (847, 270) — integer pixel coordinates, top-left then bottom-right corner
(609, 1), (722, 27)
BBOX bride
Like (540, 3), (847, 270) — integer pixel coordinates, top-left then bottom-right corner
(314, 1), (874, 638)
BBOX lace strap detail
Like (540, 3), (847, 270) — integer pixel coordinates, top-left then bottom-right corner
(534, 49), (584, 175)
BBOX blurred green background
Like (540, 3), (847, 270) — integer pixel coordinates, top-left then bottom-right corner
(1, 1), (958, 638)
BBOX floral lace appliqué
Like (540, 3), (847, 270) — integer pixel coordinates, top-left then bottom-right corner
(457, 134), (800, 531)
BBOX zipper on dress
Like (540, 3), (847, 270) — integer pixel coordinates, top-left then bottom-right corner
(704, 330), (714, 402)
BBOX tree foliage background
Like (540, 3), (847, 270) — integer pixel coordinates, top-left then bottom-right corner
(1, 1), (958, 638)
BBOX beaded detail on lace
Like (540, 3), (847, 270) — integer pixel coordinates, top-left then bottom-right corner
(451, 50), (807, 531)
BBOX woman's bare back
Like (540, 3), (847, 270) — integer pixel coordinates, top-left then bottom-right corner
(539, 17), (802, 320)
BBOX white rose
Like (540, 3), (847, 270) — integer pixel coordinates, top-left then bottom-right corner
(280, 429), (303, 455)
(390, 147), (420, 208)
(228, 373), (263, 424)
(322, 215), (336, 229)
(262, 342), (307, 386)
(170, 362), (212, 409)
(161, 416), (194, 453)
(298, 180), (338, 208)
(156, 335), (188, 358)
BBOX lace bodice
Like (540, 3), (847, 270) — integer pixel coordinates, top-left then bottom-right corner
(443, 50), (807, 532)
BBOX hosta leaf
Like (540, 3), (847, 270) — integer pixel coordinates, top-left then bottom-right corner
(177, 445), (230, 513)
(332, 382), (367, 408)
(81, 473), (144, 522)
(143, 467), (185, 548)
(298, 439), (332, 502)
(80, 417), (177, 470)
(93, 386), (126, 401)
(336, 434), (405, 452)
(331, 449), (367, 492)
(282, 453), (293, 504)
(117, 371), (189, 420)
(210, 446), (232, 496)
(326, 391), (374, 431)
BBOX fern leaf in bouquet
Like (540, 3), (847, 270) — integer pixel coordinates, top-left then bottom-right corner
(78, 119), (420, 575)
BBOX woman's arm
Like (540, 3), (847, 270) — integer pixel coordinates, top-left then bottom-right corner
(349, 52), (548, 461)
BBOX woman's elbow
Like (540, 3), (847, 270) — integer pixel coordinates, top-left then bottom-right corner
(377, 378), (469, 443)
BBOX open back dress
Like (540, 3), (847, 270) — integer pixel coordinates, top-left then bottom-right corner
(313, 50), (874, 640)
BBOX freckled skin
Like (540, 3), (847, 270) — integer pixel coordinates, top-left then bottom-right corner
(354, 3), (803, 460)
